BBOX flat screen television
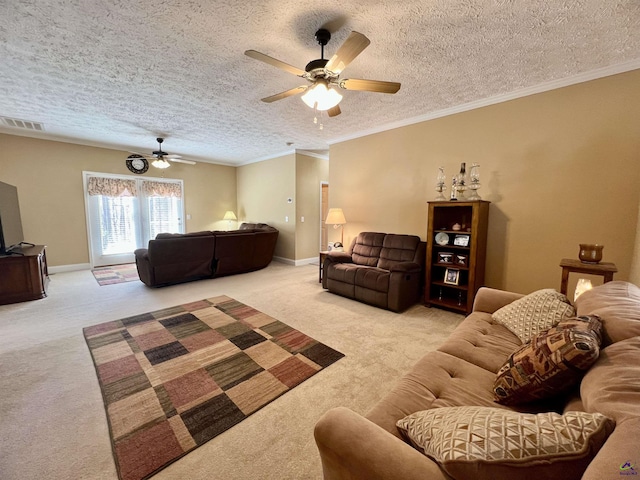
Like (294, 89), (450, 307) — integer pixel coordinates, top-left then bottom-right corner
(0, 181), (25, 255)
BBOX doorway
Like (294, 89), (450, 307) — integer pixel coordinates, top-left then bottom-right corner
(320, 182), (329, 250)
(83, 172), (184, 267)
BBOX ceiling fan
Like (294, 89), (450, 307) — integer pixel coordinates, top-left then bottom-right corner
(127, 137), (196, 171)
(245, 29), (401, 117)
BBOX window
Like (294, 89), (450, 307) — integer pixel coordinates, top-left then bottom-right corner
(84, 172), (184, 267)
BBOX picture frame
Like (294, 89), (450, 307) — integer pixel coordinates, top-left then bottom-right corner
(455, 254), (468, 267)
(444, 268), (460, 285)
(437, 252), (454, 264)
(453, 234), (470, 247)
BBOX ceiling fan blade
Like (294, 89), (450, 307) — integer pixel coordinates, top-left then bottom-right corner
(339, 78), (401, 94)
(327, 105), (341, 117)
(169, 158), (196, 165)
(261, 86), (307, 103)
(325, 31), (370, 74)
(244, 50), (305, 77)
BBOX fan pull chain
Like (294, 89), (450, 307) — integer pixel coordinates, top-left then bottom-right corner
(313, 106), (324, 130)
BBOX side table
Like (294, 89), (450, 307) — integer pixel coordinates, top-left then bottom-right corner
(319, 251), (330, 283)
(559, 258), (617, 295)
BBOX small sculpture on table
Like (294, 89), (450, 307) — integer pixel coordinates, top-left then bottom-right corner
(435, 167), (447, 200)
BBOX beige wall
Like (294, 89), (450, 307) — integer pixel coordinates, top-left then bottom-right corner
(237, 153), (296, 259)
(0, 134), (236, 267)
(295, 153), (329, 260)
(329, 70), (640, 295)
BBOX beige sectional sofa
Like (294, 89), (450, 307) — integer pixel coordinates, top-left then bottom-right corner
(314, 281), (640, 480)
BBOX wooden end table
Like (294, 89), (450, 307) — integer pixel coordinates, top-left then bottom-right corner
(319, 251), (330, 283)
(559, 258), (617, 295)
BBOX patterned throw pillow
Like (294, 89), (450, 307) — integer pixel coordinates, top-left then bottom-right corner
(397, 406), (614, 480)
(493, 315), (603, 405)
(492, 289), (575, 343)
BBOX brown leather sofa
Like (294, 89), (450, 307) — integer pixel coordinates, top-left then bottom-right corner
(134, 223), (278, 287)
(314, 281), (640, 480)
(322, 232), (425, 312)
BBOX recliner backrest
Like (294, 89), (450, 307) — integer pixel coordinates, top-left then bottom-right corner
(377, 234), (423, 270)
(351, 232), (386, 266)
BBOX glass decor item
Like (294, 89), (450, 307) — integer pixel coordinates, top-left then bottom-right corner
(435, 167), (447, 200)
(455, 162), (467, 200)
(467, 163), (481, 200)
(574, 278), (594, 302)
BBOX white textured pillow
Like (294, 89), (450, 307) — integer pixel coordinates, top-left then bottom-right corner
(397, 406), (614, 480)
(492, 288), (575, 343)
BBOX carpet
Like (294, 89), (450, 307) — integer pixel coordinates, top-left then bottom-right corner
(82, 295), (344, 480)
(92, 263), (139, 286)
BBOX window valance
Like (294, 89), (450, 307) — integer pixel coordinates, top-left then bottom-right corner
(87, 177), (137, 197)
(142, 181), (182, 198)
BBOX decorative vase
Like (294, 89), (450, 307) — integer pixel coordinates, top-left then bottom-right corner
(579, 244), (604, 264)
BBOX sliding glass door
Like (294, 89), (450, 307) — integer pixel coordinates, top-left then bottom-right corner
(84, 172), (184, 267)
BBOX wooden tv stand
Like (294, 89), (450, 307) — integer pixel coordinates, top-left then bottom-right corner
(0, 245), (49, 305)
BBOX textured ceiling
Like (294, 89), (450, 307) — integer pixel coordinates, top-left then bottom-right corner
(1, 1), (639, 166)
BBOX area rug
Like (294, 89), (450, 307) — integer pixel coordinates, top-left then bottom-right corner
(83, 296), (344, 480)
(92, 263), (139, 286)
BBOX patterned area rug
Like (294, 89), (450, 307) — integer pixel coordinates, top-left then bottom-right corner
(92, 263), (139, 286)
(83, 296), (344, 480)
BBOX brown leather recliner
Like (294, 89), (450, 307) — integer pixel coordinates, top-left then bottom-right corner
(322, 232), (425, 312)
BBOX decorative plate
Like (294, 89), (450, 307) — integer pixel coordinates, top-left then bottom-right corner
(435, 232), (450, 245)
(126, 154), (149, 174)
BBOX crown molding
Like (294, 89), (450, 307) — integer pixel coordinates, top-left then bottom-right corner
(328, 59), (640, 146)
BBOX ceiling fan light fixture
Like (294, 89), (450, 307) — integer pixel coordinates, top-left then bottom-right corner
(301, 79), (343, 111)
(152, 158), (171, 169)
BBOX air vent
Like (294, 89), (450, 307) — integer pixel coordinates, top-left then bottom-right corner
(1, 116), (45, 131)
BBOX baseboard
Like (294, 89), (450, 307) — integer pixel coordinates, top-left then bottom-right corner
(49, 263), (91, 274)
(273, 256), (295, 265)
(294, 257), (317, 266)
(272, 256), (316, 266)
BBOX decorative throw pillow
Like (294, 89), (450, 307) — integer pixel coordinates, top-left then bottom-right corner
(396, 406), (614, 480)
(492, 289), (575, 343)
(493, 315), (602, 405)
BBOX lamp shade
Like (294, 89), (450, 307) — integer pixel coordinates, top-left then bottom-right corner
(301, 79), (343, 111)
(223, 210), (237, 220)
(325, 208), (346, 225)
(152, 158), (171, 169)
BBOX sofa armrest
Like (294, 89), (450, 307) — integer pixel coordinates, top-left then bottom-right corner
(134, 248), (154, 286)
(472, 287), (524, 314)
(388, 262), (421, 274)
(324, 252), (353, 265)
(314, 407), (450, 480)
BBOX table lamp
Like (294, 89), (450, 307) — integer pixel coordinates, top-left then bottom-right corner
(325, 208), (346, 245)
(223, 210), (237, 230)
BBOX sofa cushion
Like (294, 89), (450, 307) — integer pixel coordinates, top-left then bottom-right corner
(365, 351), (508, 439)
(580, 336), (640, 423)
(351, 232), (386, 267)
(575, 281), (640, 345)
(155, 230), (213, 239)
(397, 406), (614, 480)
(437, 312), (523, 373)
(377, 234), (421, 270)
(493, 315), (602, 405)
(355, 267), (389, 292)
(492, 289), (575, 343)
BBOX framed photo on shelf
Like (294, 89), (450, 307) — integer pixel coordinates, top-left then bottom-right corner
(444, 268), (460, 285)
(437, 252), (454, 264)
(453, 234), (470, 247)
(455, 254), (468, 267)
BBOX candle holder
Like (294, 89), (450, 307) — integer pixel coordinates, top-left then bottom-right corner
(435, 167), (447, 200)
(467, 163), (481, 200)
(454, 163), (467, 200)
